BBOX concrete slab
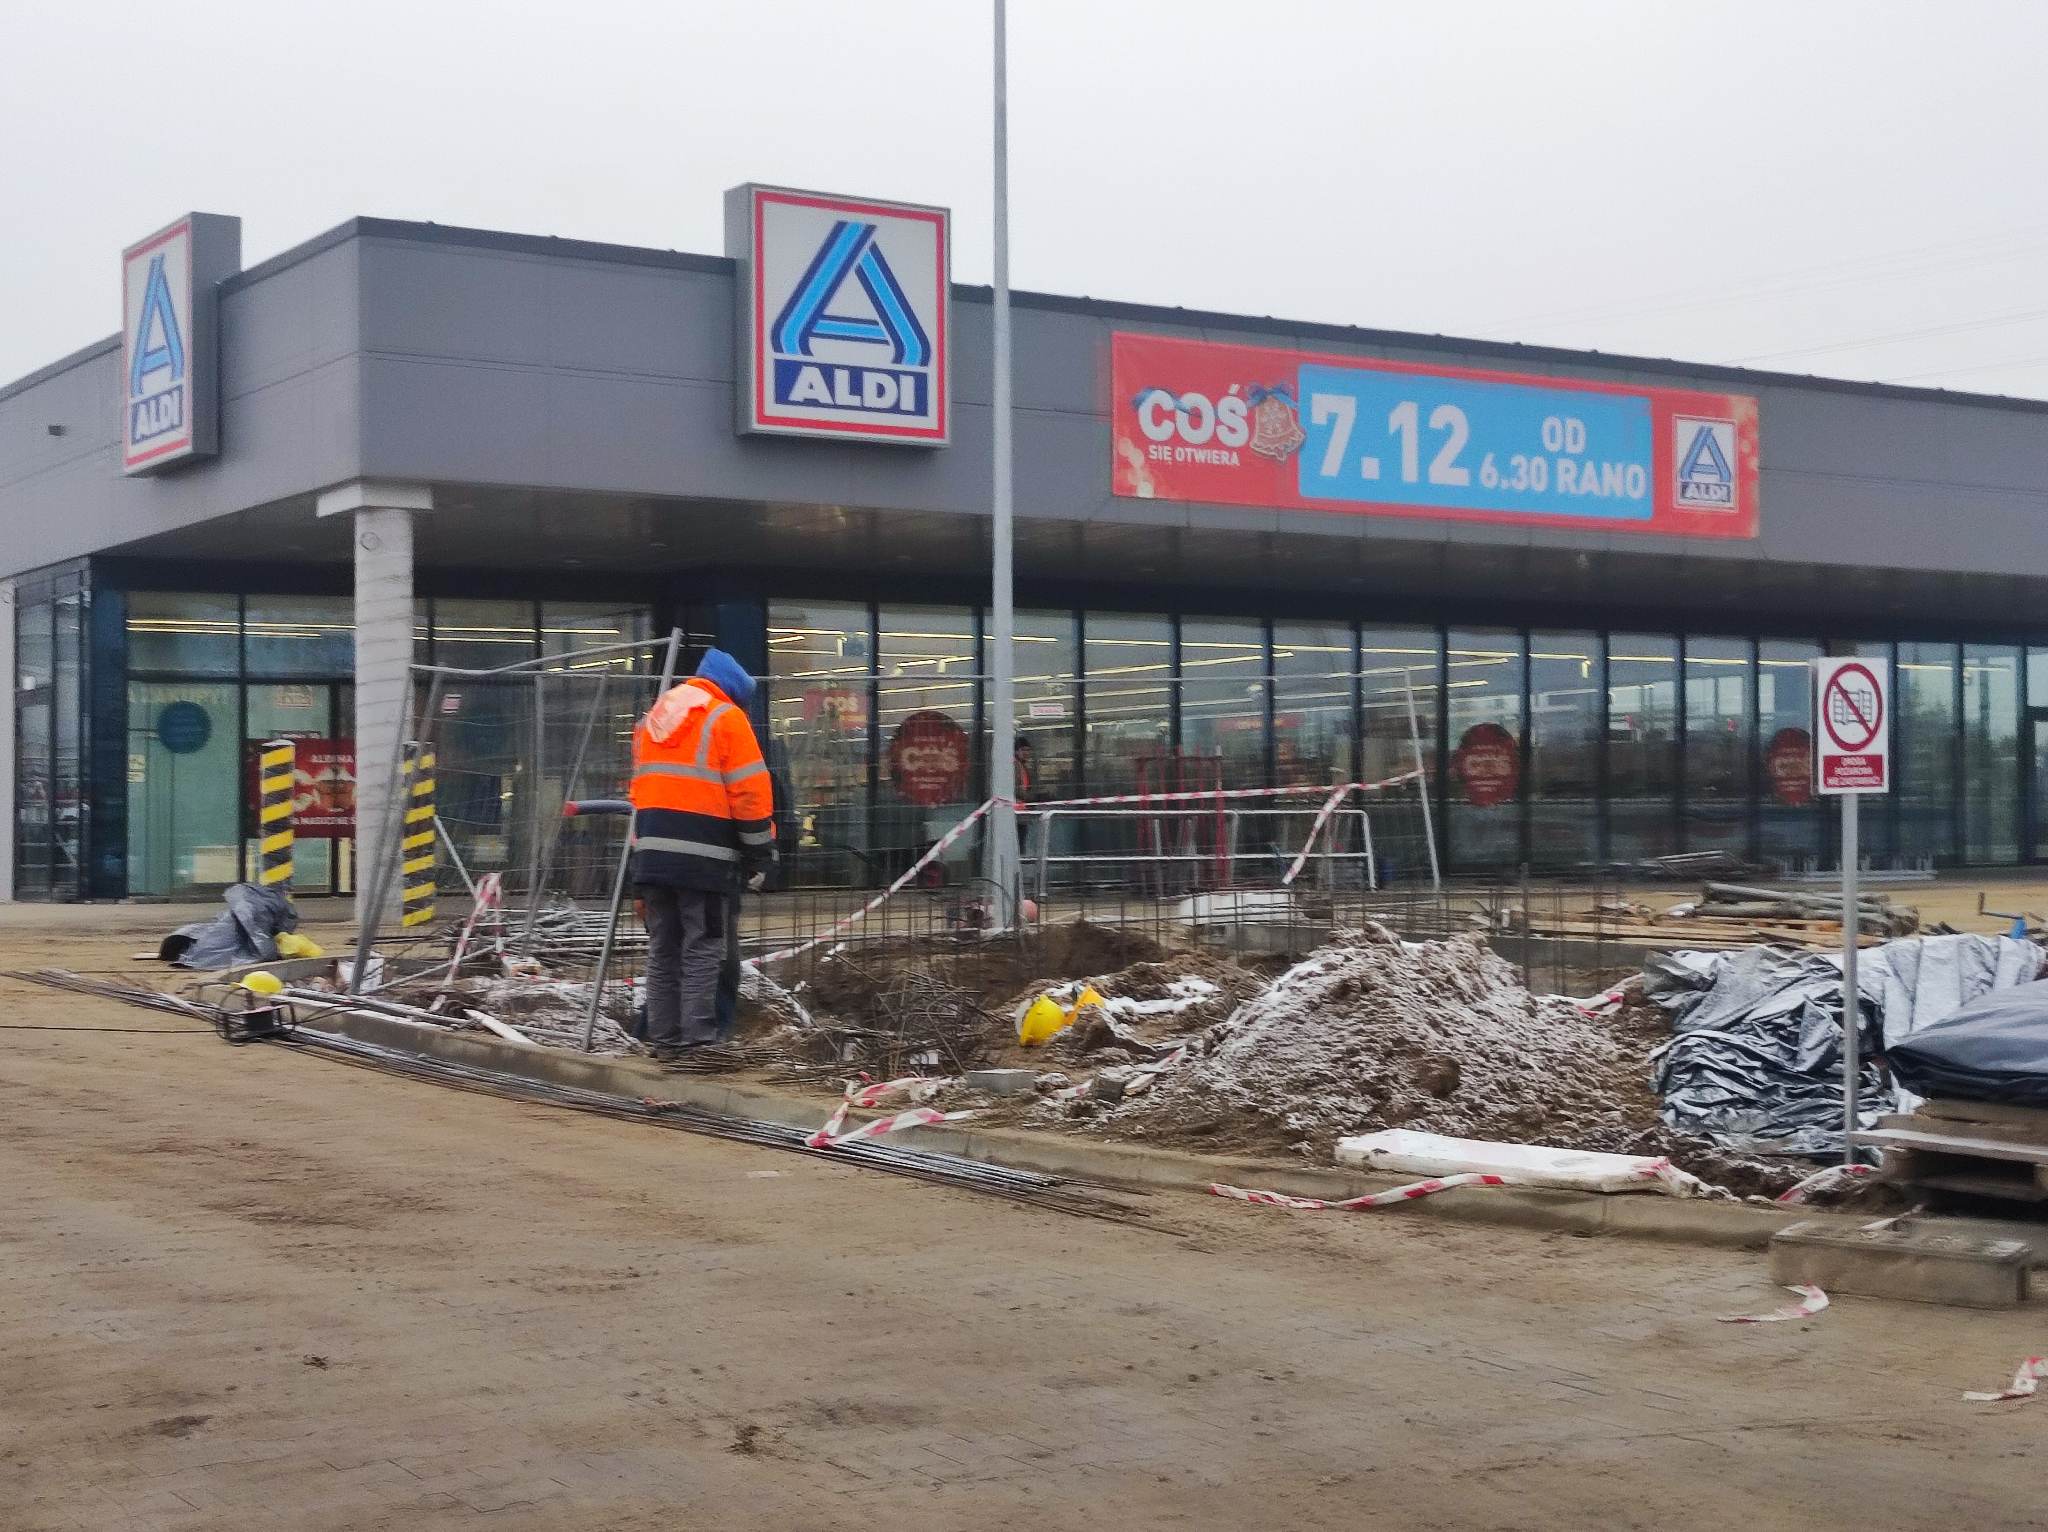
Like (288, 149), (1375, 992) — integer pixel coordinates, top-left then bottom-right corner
(1770, 1219), (2031, 1308)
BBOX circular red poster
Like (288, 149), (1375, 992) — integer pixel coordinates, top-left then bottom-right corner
(1766, 727), (1814, 807)
(887, 710), (972, 807)
(1454, 722), (1520, 808)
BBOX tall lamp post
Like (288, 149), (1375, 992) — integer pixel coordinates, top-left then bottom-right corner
(985, 0), (1022, 926)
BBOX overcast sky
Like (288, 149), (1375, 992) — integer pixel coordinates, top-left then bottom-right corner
(8, 1), (2048, 396)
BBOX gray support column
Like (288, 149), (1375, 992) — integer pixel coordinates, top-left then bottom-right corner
(317, 481), (431, 924)
(0, 577), (14, 902)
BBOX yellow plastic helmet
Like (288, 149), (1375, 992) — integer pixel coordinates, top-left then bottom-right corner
(239, 970), (285, 997)
(1016, 994), (1069, 1047)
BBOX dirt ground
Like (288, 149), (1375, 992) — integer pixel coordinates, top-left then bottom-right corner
(6, 911), (2048, 1531)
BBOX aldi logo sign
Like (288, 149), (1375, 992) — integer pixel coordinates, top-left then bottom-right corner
(120, 213), (239, 475)
(727, 185), (949, 444)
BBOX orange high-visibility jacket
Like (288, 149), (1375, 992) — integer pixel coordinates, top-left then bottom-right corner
(629, 679), (775, 890)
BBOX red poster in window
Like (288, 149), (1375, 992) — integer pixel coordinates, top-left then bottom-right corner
(1453, 722), (1520, 807)
(246, 738), (356, 838)
(886, 710), (971, 807)
(1766, 727), (1813, 808)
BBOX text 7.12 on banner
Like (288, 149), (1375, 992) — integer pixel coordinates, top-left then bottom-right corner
(1111, 333), (1759, 539)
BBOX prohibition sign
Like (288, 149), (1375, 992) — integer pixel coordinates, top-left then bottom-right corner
(1822, 663), (1883, 753)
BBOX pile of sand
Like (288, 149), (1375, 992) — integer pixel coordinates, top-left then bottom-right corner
(1093, 924), (1659, 1157)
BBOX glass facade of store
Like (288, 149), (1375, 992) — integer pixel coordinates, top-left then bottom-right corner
(9, 564), (2048, 897)
(760, 603), (2042, 887)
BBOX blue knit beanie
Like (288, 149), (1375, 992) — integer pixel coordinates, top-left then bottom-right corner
(694, 646), (756, 706)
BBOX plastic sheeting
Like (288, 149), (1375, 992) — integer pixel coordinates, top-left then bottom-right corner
(1888, 979), (2048, 1107)
(1645, 934), (2040, 1155)
(1335, 1129), (1677, 1194)
(158, 882), (300, 971)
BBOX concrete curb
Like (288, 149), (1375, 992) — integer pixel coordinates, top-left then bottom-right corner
(287, 1004), (1886, 1252)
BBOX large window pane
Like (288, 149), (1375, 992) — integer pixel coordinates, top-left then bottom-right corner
(1529, 632), (1600, 867)
(127, 681), (240, 895)
(15, 597), (55, 897)
(244, 595), (354, 676)
(1010, 610), (1078, 803)
(1898, 641), (1958, 863)
(432, 599), (538, 672)
(1964, 645), (2020, 864)
(1608, 634), (1678, 861)
(244, 683), (336, 892)
(1180, 618), (1268, 791)
(52, 592), (84, 893)
(1082, 613), (1172, 797)
(1445, 628), (1522, 868)
(1360, 627), (1439, 787)
(541, 602), (652, 672)
(127, 592), (238, 675)
(1273, 622), (1354, 788)
(1684, 636), (1753, 856)
(875, 606), (978, 882)
(1758, 639), (1822, 867)
(766, 601), (871, 886)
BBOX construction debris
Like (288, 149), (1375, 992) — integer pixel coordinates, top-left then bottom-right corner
(1085, 925), (1652, 1157)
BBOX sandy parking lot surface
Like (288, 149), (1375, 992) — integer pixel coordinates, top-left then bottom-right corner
(3, 912), (2046, 1531)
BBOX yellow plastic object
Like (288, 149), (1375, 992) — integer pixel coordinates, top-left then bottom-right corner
(274, 932), (325, 959)
(1017, 994), (1067, 1047)
(1016, 984), (1108, 1047)
(239, 970), (285, 996)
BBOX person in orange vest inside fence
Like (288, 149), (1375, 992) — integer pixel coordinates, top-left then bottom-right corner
(630, 647), (776, 1058)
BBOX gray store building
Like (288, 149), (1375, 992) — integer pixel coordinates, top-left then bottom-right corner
(6, 195), (2048, 903)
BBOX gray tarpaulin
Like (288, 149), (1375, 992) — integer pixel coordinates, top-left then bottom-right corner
(1644, 934), (2040, 1155)
(158, 883), (299, 970)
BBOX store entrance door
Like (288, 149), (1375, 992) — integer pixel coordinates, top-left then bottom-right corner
(243, 680), (356, 897)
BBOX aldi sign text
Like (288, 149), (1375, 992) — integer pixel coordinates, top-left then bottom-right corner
(120, 213), (239, 474)
(728, 185), (949, 444)
(1112, 334), (1759, 538)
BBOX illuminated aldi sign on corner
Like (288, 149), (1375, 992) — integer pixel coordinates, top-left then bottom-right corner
(726, 184), (949, 444)
(1111, 333), (1759, 538)
(120, 212), (240, 475)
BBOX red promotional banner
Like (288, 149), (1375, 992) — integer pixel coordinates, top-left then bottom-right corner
(245, 737), (356, 838)
(1111, 333), (1760, 538)
(886, 711), (971, 807)
(1453, 723), (1520, 807)
(1766, 727), (1814, 808)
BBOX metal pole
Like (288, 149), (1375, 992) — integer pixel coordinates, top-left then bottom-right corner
(1404, 672), (1442, 890)
(1841, 791), (1861, 1166)
(350, 669), (439, 994)
(984, 0), (1022, 930)
(582, 629), (683, 1051)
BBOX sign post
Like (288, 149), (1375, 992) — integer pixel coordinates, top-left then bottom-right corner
(1813, 656), (1891, 1166)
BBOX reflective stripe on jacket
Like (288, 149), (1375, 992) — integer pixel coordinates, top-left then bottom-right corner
(629, 678), (775, 890)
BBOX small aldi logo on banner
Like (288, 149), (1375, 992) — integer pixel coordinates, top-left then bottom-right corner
(1814, 658), (1889, 794)
(727, 184), (949, 444)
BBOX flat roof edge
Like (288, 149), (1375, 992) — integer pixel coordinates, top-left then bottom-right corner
(11, 215), (2048, 419)
(0, 335), (119, 405)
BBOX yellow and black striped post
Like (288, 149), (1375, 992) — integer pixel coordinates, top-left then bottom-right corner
(400, 742), (437, 929)
(256, 739), (296, 890)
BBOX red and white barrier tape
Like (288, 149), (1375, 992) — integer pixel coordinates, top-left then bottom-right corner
(1965, 1357), (2048, 1402)
(749, 800), (996, 968)
(1023, 772), (1421, 813)
(843, 1074), (946, 1108)
(1210, 1172), (1510, 1210)
(1716, 1285), (1829, 1324)
(805, 1099), (977, 1150)
(1775, 1163), (1876, 1205)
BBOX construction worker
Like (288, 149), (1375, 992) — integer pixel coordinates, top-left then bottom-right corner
(629, 647), (775, 1056)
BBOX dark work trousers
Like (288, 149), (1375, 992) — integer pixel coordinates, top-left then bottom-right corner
(638, 884), (727, 1046)
(713, 893), (742, 1042)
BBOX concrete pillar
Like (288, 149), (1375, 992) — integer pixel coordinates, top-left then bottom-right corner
(317, 480), (431, 924)
(0, 577), (14, 903)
